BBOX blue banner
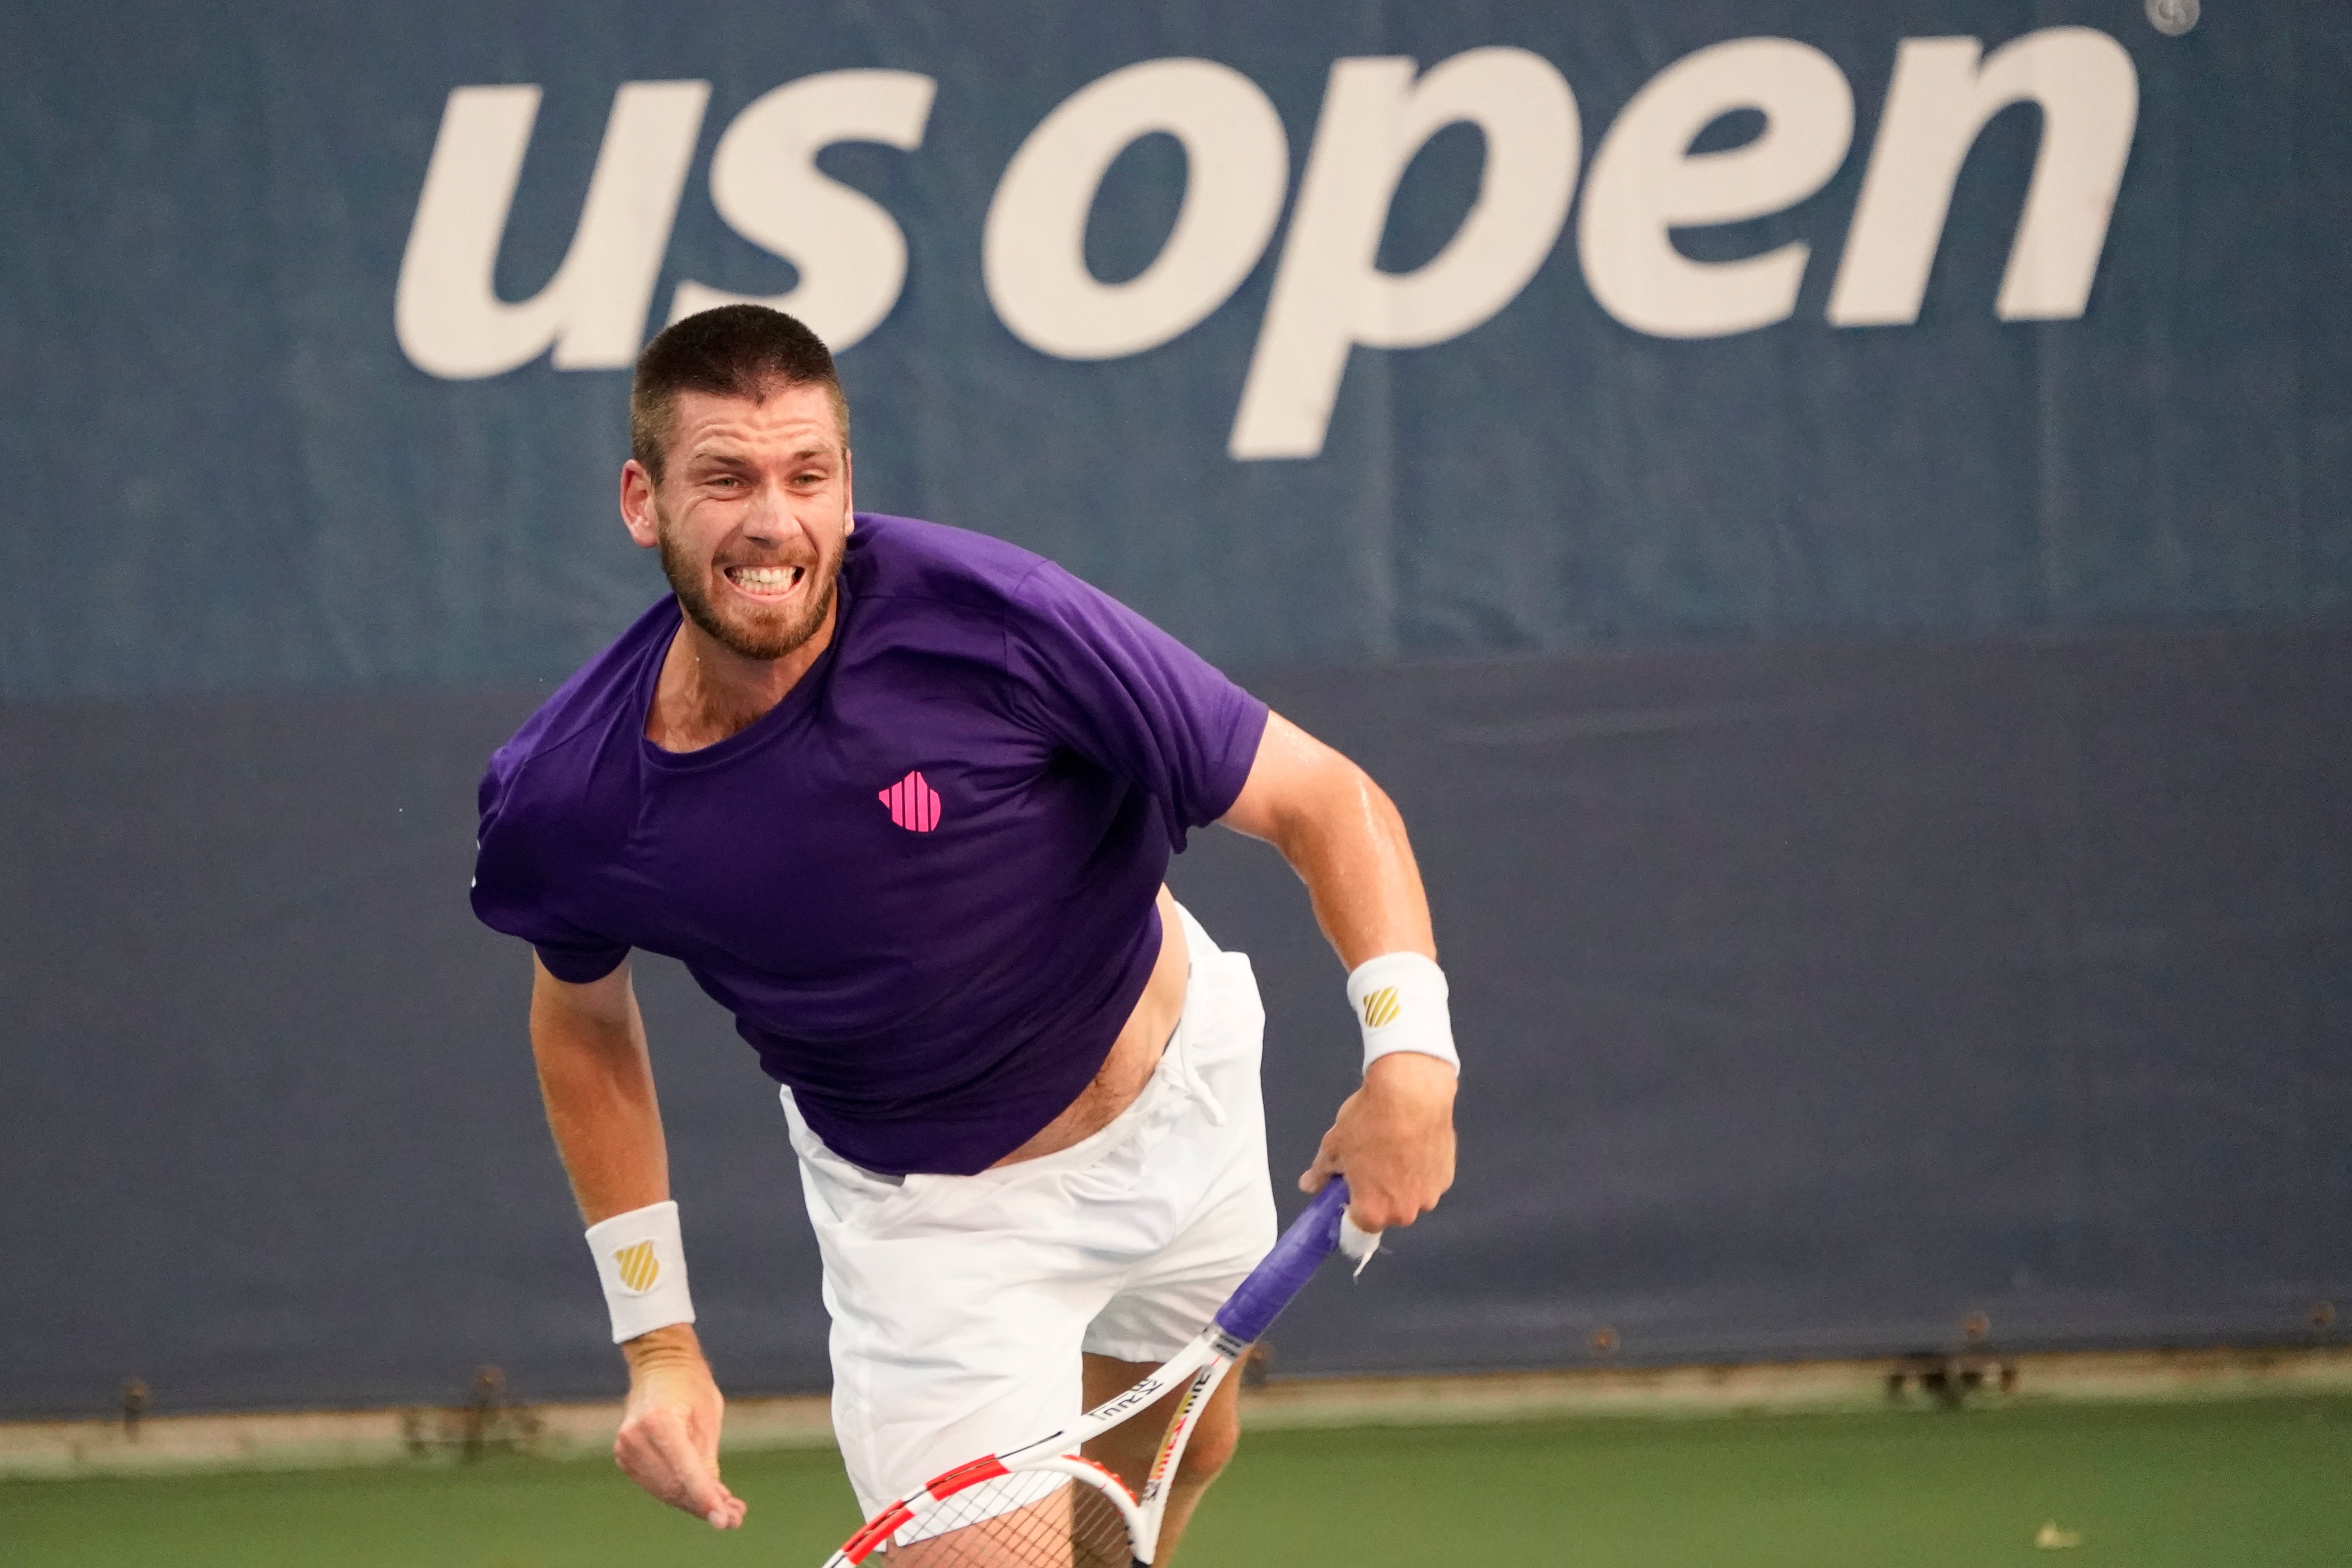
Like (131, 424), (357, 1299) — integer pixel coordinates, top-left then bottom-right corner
(4, 0), (2344, 699)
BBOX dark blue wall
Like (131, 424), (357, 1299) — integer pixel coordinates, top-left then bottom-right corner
(3, 0), (2348, 1416)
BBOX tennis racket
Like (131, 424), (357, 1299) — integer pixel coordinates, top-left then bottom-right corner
(820, 1176), (1378, 1568)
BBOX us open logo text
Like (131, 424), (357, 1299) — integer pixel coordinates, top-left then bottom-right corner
(398, 27), (2138, 460)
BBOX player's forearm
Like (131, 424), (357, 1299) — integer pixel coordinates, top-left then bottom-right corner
(1279, 765), (1434, 969)
(529, 960), (673, 1225)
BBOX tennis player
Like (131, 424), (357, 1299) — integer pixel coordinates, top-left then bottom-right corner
(470, 305), (1458, 1559)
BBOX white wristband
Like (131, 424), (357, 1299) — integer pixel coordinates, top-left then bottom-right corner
(1346, 952), (1459, 1075)
(585, 1200), (696, 1344)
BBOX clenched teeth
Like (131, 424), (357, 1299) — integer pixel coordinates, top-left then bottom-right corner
(726, 565), (805, 594)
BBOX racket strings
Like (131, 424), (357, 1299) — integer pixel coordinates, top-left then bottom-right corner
(876, 1474), (1134, 1568)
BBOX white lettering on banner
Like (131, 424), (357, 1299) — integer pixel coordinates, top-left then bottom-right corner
(1828, 28), (2138, 326)
(393, 25), (2146, 442)
(1229, 48), (1580, 461)
(985, 59), (1288, 360)
(671, 70), (936, 350)
(1578, 38), (1854, 340)
(395, 82), (709, 379)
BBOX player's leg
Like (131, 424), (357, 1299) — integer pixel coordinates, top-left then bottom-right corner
(784, 1052), (1238, 1568)
(888, 1484), (1100, 1568)
(778, 1091), (1110, 1525)
(1078, 1350), (1242, 1562)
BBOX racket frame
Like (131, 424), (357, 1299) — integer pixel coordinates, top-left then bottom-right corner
(827, 1324), (1247, 1566)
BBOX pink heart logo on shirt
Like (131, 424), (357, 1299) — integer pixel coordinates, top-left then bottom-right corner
(879, 770), (942, 833)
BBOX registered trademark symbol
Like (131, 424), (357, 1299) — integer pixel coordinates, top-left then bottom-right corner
(2146, 0), (2200, 35)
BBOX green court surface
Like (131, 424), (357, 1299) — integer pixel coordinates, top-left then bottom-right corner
(6, 1397), (2348, 1567)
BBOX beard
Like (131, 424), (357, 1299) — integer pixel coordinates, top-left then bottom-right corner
(657, 516), (842, 662)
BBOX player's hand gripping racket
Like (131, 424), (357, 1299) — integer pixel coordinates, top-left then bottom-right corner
(821, 1177), (1378, 1568)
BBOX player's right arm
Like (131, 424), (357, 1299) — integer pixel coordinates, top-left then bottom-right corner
(530, 956), (748, 1531)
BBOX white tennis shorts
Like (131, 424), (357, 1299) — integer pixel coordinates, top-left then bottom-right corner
(777, 903), (1277, 1516)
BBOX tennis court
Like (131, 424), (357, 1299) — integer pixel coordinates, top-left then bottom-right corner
(10, 1397), (2348, 1567)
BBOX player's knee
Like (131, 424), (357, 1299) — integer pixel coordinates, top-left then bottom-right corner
(1173, 1418), (1238, 1488)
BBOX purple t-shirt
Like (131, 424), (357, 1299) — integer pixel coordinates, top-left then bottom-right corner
(471, 515), (1268, 1176)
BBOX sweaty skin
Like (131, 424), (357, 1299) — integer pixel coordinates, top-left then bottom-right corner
(533, 381), (1457, 1549)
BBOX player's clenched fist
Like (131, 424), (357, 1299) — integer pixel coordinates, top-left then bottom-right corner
(616, 1324), (747, 1530)
(1301, 1051), (1458, 1231)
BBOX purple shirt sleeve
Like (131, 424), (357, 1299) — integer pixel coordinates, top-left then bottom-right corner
(473, 752), (631, 984)
(1000, 561), (1270, 846)
(523, 931), (630, 985)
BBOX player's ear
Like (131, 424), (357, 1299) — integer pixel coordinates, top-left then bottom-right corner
(620, 460), (661, 549)
(842, 449), (855, 530)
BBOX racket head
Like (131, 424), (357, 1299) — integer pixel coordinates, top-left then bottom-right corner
(829, 1454), (1143, 1568)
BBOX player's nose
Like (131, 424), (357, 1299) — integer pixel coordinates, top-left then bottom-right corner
(737, 475), (809, 543)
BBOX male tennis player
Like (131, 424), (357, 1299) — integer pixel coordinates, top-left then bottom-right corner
(471, 305), (1458, 1559)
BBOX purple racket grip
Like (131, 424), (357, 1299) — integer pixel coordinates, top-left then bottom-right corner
(1212, 1178), (1351, 1344)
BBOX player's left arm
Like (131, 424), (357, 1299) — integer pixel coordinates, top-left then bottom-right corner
(1218, 711), (1457, 1231)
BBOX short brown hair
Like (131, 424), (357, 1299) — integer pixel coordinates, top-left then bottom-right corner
(630, 305), (851, 481)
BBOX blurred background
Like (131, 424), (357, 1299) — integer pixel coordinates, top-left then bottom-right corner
(3, 0), (2347, 1496)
